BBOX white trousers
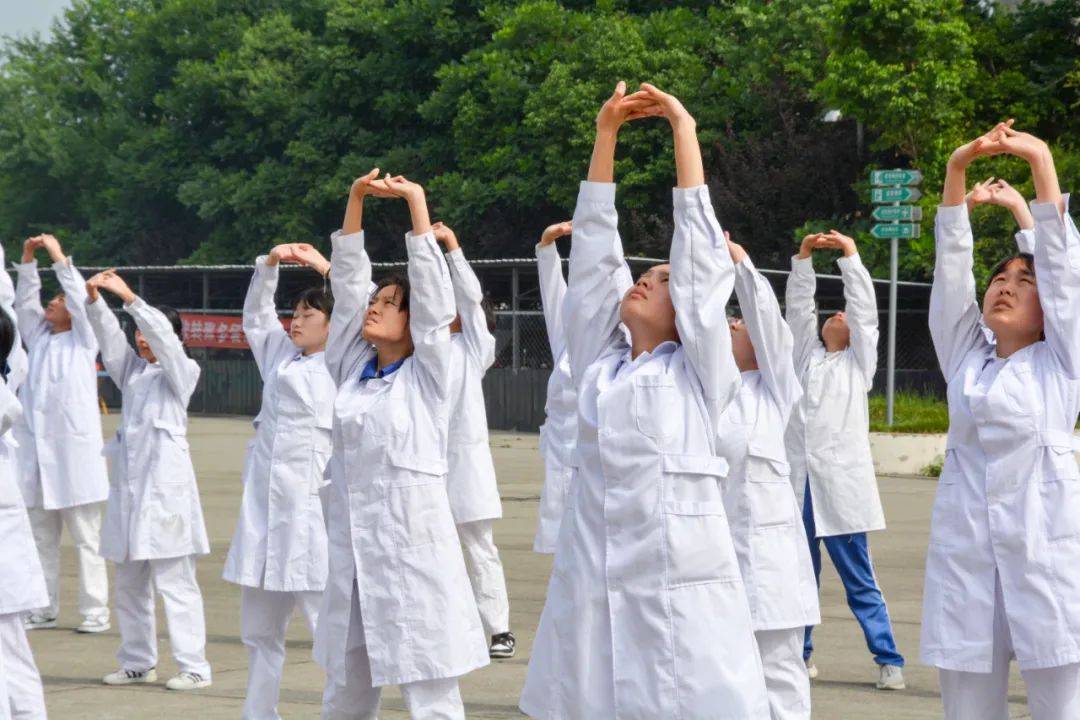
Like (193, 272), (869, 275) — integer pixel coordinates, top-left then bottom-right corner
(114, 555), (210, 678)
(939, 574), (1080, 719)
(27, 503), (108, 622)
(457, 520), (509, 637)
(240, 586), (320, 720)
(0, 613), (45, 720)
(756, 628), (811, 720)
(321, 580), (464, 720)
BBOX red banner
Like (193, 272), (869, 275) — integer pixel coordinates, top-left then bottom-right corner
(180, 313), (290, 349)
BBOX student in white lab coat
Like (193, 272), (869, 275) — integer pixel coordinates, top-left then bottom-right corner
(520, 82), (769, 719)
(314, 170), (488, 719)
(14, 234), (110, 633)
(0, 243), (49, 720)
(784, 230), (905, 689)
(532, 221), (576, 555)
(924, 120), (1080, 720)
(532, 222), (634, 557)
(223, 242), (335, 719)
(83, 270), (212, 692)
(717, 234), (820, 720)
(430, 221), (515, 659)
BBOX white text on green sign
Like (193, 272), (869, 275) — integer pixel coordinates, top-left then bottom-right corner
(872, 206), (923, 222)
(871, 223), (920, 239)
(872, 187), (922, 204)
(870, 169), (923, 186)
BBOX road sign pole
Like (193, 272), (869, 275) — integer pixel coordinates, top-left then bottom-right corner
(884, 192), (899, 427)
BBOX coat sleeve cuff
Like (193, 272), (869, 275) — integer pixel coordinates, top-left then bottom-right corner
(577, 181), (616, 205)
(672, 185), (711, 208)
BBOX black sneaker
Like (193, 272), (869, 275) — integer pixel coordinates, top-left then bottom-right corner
(489, 631), (516, 659)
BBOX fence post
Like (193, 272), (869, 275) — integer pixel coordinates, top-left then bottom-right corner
(511, 266), (520, 372)
(202, 271), (210, 311)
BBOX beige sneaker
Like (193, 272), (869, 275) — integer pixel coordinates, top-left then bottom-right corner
(166, 672), (211, 691)
(805, 658), (818, 680)
(103, 668), (157, 686)
(876, 664), (906, 690)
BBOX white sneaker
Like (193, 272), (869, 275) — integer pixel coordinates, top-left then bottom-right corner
(805, 659), (819, 680)
(103, 668), (157, 685)
(877, 664), (906, 690)
(165, 672), (211, 691)
(76, 618), (111, 634)
(23, 613), (57, 630)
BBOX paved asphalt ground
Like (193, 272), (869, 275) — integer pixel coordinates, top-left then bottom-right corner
(27, 416), (1034, 719)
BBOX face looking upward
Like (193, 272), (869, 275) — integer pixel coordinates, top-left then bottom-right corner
(821, 311), (850, 352)
(619, 263), (676, 339)
(44, 293), (72, 332)
(363, 284), (410, 346)
(982, 257), (1043, 342)
(728, 317), (758, 371)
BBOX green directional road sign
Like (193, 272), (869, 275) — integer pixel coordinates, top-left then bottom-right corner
(872, 205), (923, 222)
(870, 169), (923, 186)
(871, 223), (920, 239)
(872, 187), (922, 204)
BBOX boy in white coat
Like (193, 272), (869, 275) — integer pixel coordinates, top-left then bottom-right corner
(85, 270), (212, 691)
(14, 234), (109, 633)
(223, 241), (335, 719)
(784, 230), (905, 689)
(0, 240), (48, 720)
(432, 221), (515, 659)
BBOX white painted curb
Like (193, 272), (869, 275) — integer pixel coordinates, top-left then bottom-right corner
(871, 433), (946, 476)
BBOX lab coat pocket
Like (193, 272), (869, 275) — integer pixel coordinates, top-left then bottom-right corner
(386, 450), (456, 548)
(634, 374), (675, 440)
(662, 452), (729, 505)
(746, 441), (795, 529)
(928, 462), (962, 548)
(1038, 433), (1080, 541)
(662, 500), (738, 587)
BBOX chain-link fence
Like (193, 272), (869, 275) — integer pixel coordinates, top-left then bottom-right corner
(17, 258), (940, 430)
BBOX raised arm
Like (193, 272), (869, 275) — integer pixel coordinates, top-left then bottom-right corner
(0, 243), (27, 393)
(326, 231), (374, 386)
(131, 300), (201, 402)
(829, 233), (879, 387)
(14, 239), (47, 347)
(243, 250), (294, 376)
(536, 223), (571, 362)
(785, 237), (824, 376)
(85, 279), (141, 390)
(435, 223), (496, 372)
(379, 174), (455, 401)
(325, 172), (385, 385)
(1031, 195), (1080, 377)
(563, 83), (655, 383)
(669, 184), (739, 422)
(731, 243), (802, 416)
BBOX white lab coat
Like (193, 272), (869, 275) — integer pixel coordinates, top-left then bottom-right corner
(520, 182), (768, 719)
(313, 228), (488, 687)
(222, 256), (332, 592)
(87, 297), (209, 562)
(532, 242), (576, 554)
(13, 258), (108, 510)
(716, 257), (820, 631)
(784, 253), (885, 537)
(445, 248), (502, 524)
(0, 381), (47, 617)
(921, 198), (1080, 673)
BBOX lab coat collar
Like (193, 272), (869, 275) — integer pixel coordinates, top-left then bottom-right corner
(360, 355), (405, 381)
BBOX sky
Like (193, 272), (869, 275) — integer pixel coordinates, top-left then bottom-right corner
(0, 0), (71, 40)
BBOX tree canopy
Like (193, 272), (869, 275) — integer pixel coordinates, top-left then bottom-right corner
(1, 0), (1077, 284)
